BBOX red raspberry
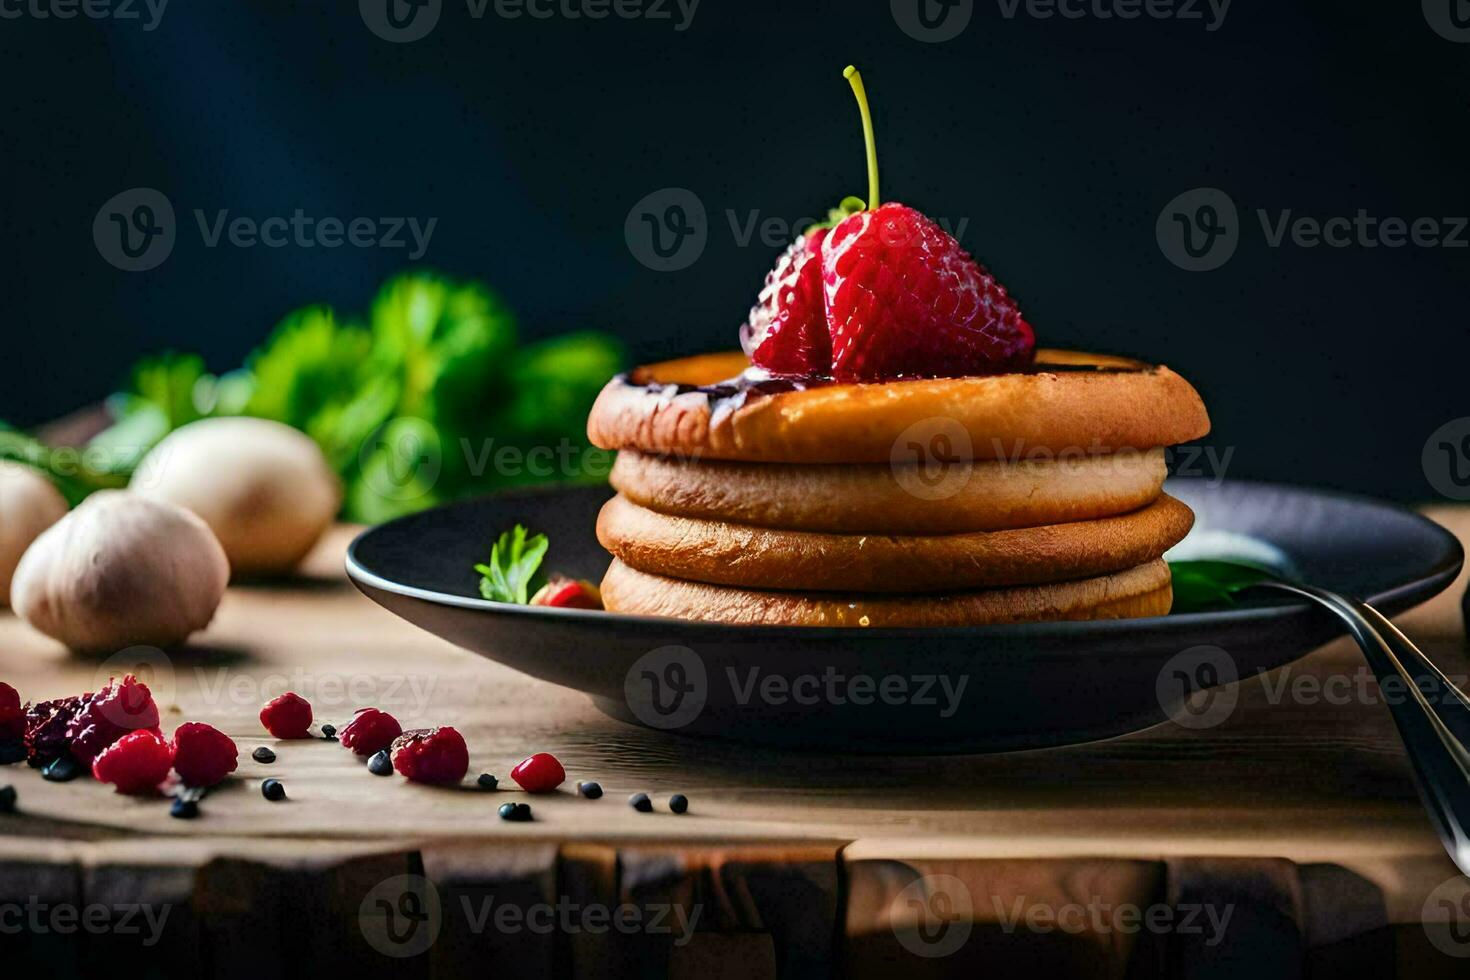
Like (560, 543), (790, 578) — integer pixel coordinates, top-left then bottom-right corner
(390, 728), (468, 785)
(822, 203), (1035, 381)
(259, 693), (313, 739)
(741, 228), (832, 376)
(66, 675), (161, 767)
(24, 694), (89, 765)
(510, 752), (566, 793)
(339, 708), (402, 757)
(92, 729), (174, 795)
(171, 722), (239, 787)
(0, 682), (22, 741)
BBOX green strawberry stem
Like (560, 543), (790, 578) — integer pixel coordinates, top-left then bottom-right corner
(843, 65), (880, 208)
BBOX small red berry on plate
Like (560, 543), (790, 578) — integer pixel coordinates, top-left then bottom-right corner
(390, 727), (469, 785)
(92, 729), (174, 795)
(259, 693), (313, 739)
(66, 674), (162, 767)
(339, 708), (403, 757)
(171, 722), (239, 787)
(740, 228), (833, 376)
(510, 752), (566, 793)
(529, 577), (603, 610)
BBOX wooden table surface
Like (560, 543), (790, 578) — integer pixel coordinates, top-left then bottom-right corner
(4, 506), (1470, 977)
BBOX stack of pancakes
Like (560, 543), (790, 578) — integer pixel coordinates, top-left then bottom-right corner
(586, 350), (1210, 627)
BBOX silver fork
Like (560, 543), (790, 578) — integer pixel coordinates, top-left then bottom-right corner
(1251, 579), (1470, 875)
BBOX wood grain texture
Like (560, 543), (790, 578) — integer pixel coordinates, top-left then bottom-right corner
(1, 505), (1468, 973)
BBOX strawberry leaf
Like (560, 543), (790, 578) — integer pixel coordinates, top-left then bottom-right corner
(803, 196), (866, 235)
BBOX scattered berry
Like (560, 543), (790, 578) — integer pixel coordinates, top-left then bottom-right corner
(339, 709), (401, 757)
(367, 750), (395, 777)
(529, 577), (604, 610)
(577, 781), (603, 800)
(0, 689), (22, 762)
(669, 793), (689, 814)
(261, 779), (286, 802)
(24, 694), (87, 765)
(477, 773), (498, 790)
(320, 724), (336, 740)
(0, 785), (14, 813)
(92, 730), (172, 795)
(390, 728), (469, 785)
(42, 756), (81, 782)
(629, 792), (652, 813)
(498, 802), (532, 822)
(170, 798), (200, 820)
(741, 228), (833, 376)
(251, 747), (276, 764)
(822, 204), (1035, 382)
(66, 675), (161, 767)
(0, 682), (23, 741)
(510, 753), (566, 794)
(171, 723), (238, 787)
(259, 693), (312, 739)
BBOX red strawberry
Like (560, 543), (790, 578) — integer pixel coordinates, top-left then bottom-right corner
(740, 228), (832, 376)
(822, 202), (1035, 382)
(529, 576), (603, 610)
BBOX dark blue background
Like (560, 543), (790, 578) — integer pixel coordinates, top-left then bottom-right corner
(3, 1), (1467, 499)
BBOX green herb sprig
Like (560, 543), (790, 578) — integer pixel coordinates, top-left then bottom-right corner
(474, 524), (549, 604)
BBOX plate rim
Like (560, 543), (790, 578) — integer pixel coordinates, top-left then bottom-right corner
(345, 478), (1464, 640)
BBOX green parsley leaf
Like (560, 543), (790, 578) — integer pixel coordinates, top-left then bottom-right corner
(1168, 560), (1271, 614)
(474, 524), (550, 604)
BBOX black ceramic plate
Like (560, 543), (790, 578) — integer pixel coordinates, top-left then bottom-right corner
(346, 480), (1462, 753)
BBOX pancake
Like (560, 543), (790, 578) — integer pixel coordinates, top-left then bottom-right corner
(597, 493), (1193, 593)
(600, 558), (1174, 627)
(610, 447), (1167, 534)
(587, 350), (1210, 464)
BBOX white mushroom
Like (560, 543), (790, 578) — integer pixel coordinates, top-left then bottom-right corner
(131, 417), (341, 577)
(11, 491), (229, 652)
(0, 462), (69, 607)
